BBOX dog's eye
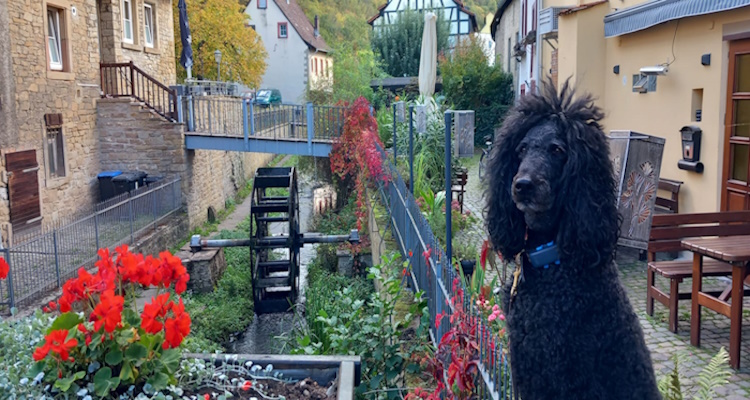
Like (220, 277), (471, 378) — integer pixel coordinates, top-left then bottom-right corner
(550, 145), (565, 155)
(517, 145), (527, 156)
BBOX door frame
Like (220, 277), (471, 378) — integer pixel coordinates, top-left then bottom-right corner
(721, 39), (750, 210)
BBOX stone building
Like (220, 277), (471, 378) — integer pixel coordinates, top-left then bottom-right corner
(0, 0), (272, 242)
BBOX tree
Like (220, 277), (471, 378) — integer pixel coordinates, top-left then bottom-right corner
(370, 9), (450, 77)
(173, 0), (266, 86)
(440, 36), (514, 144)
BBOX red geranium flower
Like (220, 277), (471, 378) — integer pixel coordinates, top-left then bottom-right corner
(141, 293), (170, 334)
(163, 298), (191, 349)
(90, 290), (124, 333)
(241, 380), (252, 391)
(33, 329), (78, 362)
(0, 257), (9, 280)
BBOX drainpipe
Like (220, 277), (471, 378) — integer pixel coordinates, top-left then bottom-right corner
(535, 0), (542, 91)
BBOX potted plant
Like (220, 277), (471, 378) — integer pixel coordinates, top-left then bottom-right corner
(453, 241), (477, 278)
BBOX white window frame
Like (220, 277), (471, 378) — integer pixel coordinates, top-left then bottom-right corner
(47, 8), (63, 71)
(143, 3), (154, 48)
(122, 0), (134, 44)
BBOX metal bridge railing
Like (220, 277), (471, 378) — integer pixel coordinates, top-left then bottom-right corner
(0, 178), (182, 312)
(376, 145), (514, 400)
(180, 97), (347, 144)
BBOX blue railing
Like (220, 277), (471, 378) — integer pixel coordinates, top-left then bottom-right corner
(376, 145), (514, 400)
(180, 97), (345, 142)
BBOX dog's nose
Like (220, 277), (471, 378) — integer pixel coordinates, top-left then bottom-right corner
(514, 177), (533, 192)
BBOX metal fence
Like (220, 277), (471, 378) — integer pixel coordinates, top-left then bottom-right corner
(0, 178), (182, 312)
(182, 97), (346, 142)
(376, 145), (514, 399)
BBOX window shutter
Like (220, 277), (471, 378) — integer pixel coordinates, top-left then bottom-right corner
(45, 113), (63, 127)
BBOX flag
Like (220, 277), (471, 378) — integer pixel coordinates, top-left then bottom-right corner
(178, 0), (193, 70)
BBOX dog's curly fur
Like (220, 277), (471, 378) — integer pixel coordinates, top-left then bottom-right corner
(485, 81), (661, 399)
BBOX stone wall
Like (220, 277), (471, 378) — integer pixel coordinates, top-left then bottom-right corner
(2, 0), (102, 232)
(0, 0), (17, 237)
(97, 98), (274, 229)
(98, 0), (176, 86)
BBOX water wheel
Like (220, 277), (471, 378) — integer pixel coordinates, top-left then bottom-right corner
(250, 167), (300, 314)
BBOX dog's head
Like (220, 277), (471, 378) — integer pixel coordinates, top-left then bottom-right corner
(485, 81), (619, 267)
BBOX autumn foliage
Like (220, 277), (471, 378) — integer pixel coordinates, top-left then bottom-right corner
(330, 97), (386, 236)
(173, 0), (267, 86)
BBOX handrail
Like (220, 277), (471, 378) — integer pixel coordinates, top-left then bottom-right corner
(100, 61), (177, 122)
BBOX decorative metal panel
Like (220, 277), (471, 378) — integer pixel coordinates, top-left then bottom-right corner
(395, 101), (405, 123)
(415, 105), (427, 133)
(608, 130), (665, 250)
(454, 111), (474, 158)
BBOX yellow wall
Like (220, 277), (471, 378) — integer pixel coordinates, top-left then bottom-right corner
(558, 6), (750, 213)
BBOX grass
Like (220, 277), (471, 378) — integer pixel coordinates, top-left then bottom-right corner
(183, 216), (255, 347)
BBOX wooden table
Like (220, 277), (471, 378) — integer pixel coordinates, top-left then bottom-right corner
(682, 235), (750, 369)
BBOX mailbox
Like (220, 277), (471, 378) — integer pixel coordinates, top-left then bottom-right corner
(677, 125), (704, 173)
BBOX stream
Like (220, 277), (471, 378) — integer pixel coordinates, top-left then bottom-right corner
(227, 178), (317, 354)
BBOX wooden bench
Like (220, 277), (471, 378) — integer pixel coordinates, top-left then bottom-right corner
(655, 178), (683, 214)
(647, 211), (750, 333)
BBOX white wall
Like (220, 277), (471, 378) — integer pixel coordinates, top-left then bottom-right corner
(245, 1), (309, 103)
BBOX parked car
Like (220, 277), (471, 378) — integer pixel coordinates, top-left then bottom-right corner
(254, 89), (282, 107)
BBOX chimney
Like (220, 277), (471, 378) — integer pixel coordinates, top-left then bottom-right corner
(314, 15), (319, 37)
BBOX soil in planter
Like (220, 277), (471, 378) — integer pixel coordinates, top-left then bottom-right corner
(190, 377), (334, 399)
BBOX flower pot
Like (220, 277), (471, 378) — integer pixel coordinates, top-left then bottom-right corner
(460, 259), (476, 278)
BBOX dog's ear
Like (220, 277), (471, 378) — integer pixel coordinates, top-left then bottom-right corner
(485, 109), (533, 260)
(553, 84), (620, 267)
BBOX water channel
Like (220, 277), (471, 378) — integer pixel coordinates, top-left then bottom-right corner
(227, 178), (317, 354)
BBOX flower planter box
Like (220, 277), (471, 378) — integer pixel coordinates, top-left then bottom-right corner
(183, 353), (361, 400)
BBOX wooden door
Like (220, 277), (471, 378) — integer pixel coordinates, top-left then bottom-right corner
(5, 150), (41, 233)
(723, 40), (750, 210)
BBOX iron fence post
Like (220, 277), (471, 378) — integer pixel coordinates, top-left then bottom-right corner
(250, 101), (255, 136)
(129, 197), (134, 243)
(307, 102), (314, 156)
(445, 111), (452, 265)
(53, 229), (61, 288)
(409, 105), (414, 195)
(242, 99), (249, 150)
(153, 185), (158, 228)
(94, 210), (100, 250)
(392, 104), (397, 165)
(4, 249), (14, 309)
(129, 61), (135, 96)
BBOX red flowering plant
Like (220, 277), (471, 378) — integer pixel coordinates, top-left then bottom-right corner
(408, 277), (480, 399)
(30, 246), (190, 397)
(329, 97), (387, 255)
(0, 256), (9, 280)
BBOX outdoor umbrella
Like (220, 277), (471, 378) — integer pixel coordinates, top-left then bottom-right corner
(418, 12), (437, 109)
(178, 0), (194, 79)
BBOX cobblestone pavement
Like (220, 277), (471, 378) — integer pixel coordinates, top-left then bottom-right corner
(454, 153), (750, 399)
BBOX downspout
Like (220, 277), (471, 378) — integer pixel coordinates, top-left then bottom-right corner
(535, 0), (542, 92)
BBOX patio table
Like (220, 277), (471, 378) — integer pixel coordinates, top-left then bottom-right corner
(682, 235), (750, 369)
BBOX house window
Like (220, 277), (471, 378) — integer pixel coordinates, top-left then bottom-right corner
(47, 8), (63, 70)
(278, 22), (288, 38)
(45, 114), (65, 178)
(122, 0), (134, 44)
(144, 3), (155, 48)
(258, 0), (266, 9)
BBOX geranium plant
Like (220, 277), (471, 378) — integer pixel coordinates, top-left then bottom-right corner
(30, 246), (191, 398)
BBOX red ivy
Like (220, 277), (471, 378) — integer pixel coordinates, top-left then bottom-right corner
(330, 97), (387, 244)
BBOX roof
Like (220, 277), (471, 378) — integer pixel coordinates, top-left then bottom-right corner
(559, 0), (607, 16)
(604, 0), (750, 38)
(490, 0), (515, 39)
(367, 0), (478, 32)
(271, 0), (331, 52)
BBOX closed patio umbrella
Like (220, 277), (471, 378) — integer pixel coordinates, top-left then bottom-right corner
(418, 12), (437, 108)
(178, 0), (194, 79)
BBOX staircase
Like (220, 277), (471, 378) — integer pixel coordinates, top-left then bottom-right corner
(100, 61), (177, 122)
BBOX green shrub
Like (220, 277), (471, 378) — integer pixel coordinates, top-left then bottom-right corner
(0, 311), (54, 398)
(440, 36), (514, 145)
(371, 9), (450, 78)
(184, 219), (255, 345)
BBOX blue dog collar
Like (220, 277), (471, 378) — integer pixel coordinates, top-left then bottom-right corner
(526, 241), (561, 269)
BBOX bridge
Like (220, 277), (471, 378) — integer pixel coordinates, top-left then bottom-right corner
(178, 97), (346, 157)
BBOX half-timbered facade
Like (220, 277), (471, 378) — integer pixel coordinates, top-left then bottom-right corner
(367, 0), (478, 47)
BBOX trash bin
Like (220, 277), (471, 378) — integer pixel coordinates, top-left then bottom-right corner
(144, 175), (164, 187)
(112, 171), (148, 195)
(97, 170), (122, 202)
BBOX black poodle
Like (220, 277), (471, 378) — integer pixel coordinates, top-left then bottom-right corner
(485, 81), (661, 399)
